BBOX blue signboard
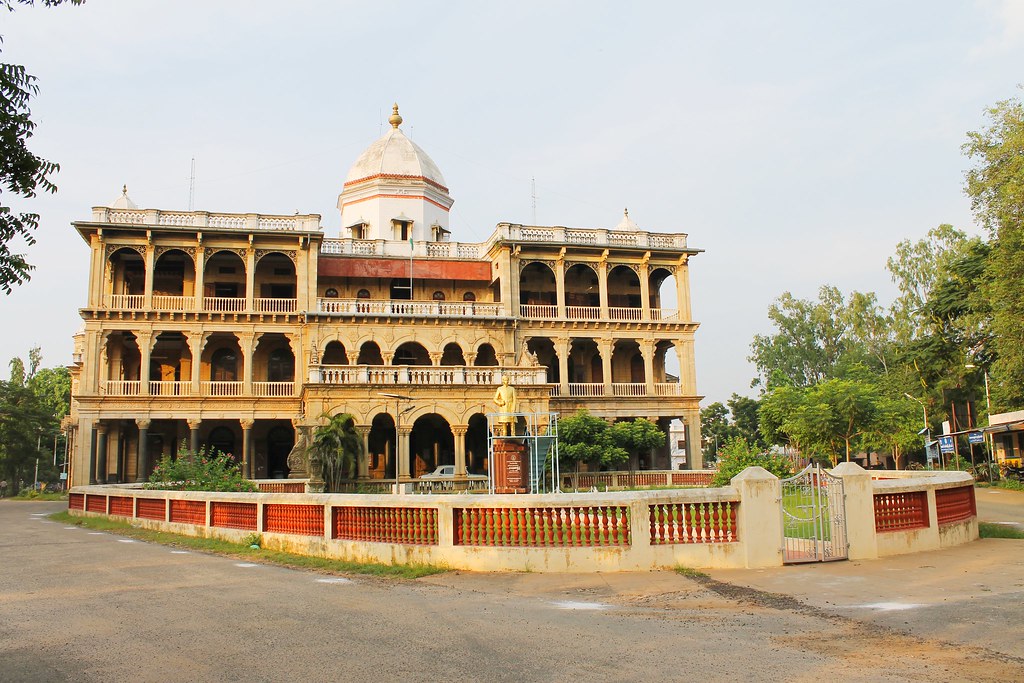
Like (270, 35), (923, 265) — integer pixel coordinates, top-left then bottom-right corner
(968, 431), (985, 445)
(938, 435), (955, 453)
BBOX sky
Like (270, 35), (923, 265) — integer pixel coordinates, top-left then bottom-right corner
(2, 1), (1023, 406)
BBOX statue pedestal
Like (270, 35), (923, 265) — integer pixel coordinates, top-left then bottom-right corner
(493, 440), (528, 494)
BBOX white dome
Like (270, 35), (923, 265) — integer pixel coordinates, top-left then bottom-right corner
(109, 185), (138, 209)
(344, 123), (447, 189)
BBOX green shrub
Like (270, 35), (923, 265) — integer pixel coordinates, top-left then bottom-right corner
(711, 437), (794, 487)
(146, 444), (257, 492)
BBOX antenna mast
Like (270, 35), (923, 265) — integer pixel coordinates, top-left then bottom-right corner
(531, 176), (536, 224)
(188, 157), (196, 211)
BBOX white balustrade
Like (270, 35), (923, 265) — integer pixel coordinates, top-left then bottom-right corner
(148, 381), (191, 396)
(98, 208), (320, 231)
(253, 382), (295, 397)
(650, 308), (679, 321)
(107, 294), (144, 309)
(102, 380), (140, 395)
(608, 307), (642, 321)
(568, 383), (605, 397)
(312, 365), (547, 386)
(253, 298), (297, 313)
(203, 297), (245, 312)
(566, 305), (601, 320)
(519, 304), (557, 318)
(202, 381), (243, 396)
(612, 383), (646, 397)
(152, 295), (194, 311)
(654, 383), (684, 396)
(317, 299), (503, 318)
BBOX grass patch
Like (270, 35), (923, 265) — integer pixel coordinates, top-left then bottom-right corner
(11, 491), (68, 501)
(49, 511), (447, 579)
(674, 565), (708, 578)
(979, 522), (1024, 539)
(992, 479), (1024, 492)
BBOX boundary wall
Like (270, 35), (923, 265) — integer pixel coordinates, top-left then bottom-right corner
(68, 465), (977, 572)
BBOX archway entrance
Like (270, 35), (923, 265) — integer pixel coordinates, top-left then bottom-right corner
(410, 414), (453, 478)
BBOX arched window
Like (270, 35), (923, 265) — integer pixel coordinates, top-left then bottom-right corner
(357, 288), (370, 299)
(211, 348), (238, 382)
(268, 348), (294, 382)
(207, 426), (236, 458)
(432, 290), (446, 301)
(463, 291), (476, 302)
(324, 287), (338, 298)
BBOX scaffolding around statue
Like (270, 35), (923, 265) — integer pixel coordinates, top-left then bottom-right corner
(486, 412), (560, 494)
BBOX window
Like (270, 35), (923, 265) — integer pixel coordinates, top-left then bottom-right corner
(214, 282), (239, 298)
(357, 289), (370, 299)
(211, 348), (238, 382)
(463, 291), (476, 302)
(267, 348), (294, 382)
(432, 290), (445, 301)
(324, 288), (339, 298)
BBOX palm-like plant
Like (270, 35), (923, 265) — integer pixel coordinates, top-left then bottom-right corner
(307, 412), (362, 492)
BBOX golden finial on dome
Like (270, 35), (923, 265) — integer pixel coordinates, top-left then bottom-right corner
(389, 103), (403, 129)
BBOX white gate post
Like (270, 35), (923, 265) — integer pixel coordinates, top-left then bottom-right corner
(732, 467), (783, 568)
(830, 462), (877, 560)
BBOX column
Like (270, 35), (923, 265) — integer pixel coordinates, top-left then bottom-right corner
(245, 248), (256, 312)
(143, 245), (155, 309)
(397, 426), (412, 481)
(88, 423), (98, 485)
(555, 258), (566, 318)
(114, 426), (124, 483)
(686, 410), (704, 470)
(598, 338), (613, 395)
(675, 260), (692, 321)
(187, 332), (205, 395)
(138, 331), (153, 396)
(188, 419), (202, 454)
(429, 352), (443, 366)
(346, 351), (359, 366)
(194, 246), (206, 311)
(452, 425), (468, 477)
(597, 259), (609, 319)
(136, 419), (150, 483)
(357, 426), (371, 479)
(96, 424), (109, 484)
(89, 236), (104, 308)
(555, 338), (569, 397)
(240, 419), (254, 479)
(640, 339), (655, 396)
(638, 262), (651, 320)
(239, 333), (255, 396)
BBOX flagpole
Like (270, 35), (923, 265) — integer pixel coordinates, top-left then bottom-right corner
(409, 233), (414, 300)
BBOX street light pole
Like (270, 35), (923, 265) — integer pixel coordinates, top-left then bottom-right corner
(904, 393), (931, 468)
(379, 392), (412, 493)
(965, 363), (995, 473)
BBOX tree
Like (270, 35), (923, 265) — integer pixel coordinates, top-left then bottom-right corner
(558, 410), (628, 471)
(699, 402), (736, 461)
(964, 93), (1024, 409)
(710, 437), (793, 487)
(1, 0), (84, 292)
(727, 394), (763, 447)
(608, 418), (665, 470)
(307, 412), (362, 492)
(0, 348), (66, 494)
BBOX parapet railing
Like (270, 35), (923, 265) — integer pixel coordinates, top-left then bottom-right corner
(563, 470), (714, 490)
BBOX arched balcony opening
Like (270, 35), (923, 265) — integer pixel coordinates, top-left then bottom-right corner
(526, 337), (559, 384)
(321, 341), (348, 365)
(655, 340), (683, 396)
(474, 343), (499, 366)
(519, 262), (556, 317)
(153, 249), (195, 311)
(567, 338), (602, 396)
(102, 331), (141, 395)
(368, 413), (396, 479)
(106, 248), (145, 309)
(440, 343), (465, 366)
(357, 341), (384, 365)
(265, 422), (295, 478)
(148, 332), (192, 396)
(202, 334), (243, 396)
(203, 251), (246, 312)
(253, 334), (294, 396)
(467, 413), (489, 474)
(254, 252), (296, 313)
(649, 267), (678, 321)
(564, 263), (599, 319)
(612, 340), (644, 397)
(411, 413), (454, 477)
(393, 342), (430, 366)
(205, 425), (237, 460)
(608, 265), (641, 320)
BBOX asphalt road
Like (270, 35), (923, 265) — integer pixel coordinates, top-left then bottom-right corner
(1, 497), (1021, 683)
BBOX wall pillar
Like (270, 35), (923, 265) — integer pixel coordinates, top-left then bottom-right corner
(88, 422), (98, 485)
(830, 462), (878, 560)
(639, 262), (651, 319)
(640, 339), (655, 395)
(194, 246), (206, 311)
(598, 338), (613, 394)
(597, 260), (609, 319)
(555, 258), (566, 319)
(143, 245), (155, 310)
(245, 247), (256, 312)
(452, 425), (468, 477)
(135, 419), (150, 483)
(397, 426), (412, 481)
(555, 338), (569, 397)
(357, 426), (371, 479)
(138, 331), (153, 396)
(239, 333), (255, 396)
(732, 466), (783, 568)
(186, 332), (205, 395)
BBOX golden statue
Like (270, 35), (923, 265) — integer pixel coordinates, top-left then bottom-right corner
(493, 376), (518, 435)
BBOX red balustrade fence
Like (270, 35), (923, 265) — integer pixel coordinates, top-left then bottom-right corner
(108, 496), (134, 517)
(649, 501), (738, 544)
(670, 471), (715, 487)
(85, 494), (107, 513)
(935, 486), (976, 525)
(210, 502), (257, 531)
(454, 506), (630, 547)
(874, 491), (929, 532)
(136, 498), (166, 521)
(68, 493), (84, 510)
(332, 506), (438, 545)
(264, 504), (324, 536)
(169, 499), (206, 525)
(258, 482), (306, 493)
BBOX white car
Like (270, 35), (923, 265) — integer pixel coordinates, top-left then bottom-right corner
(420, 465), (487, 481)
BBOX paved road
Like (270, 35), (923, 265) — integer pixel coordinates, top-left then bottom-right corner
(1, 497), (1021, 682)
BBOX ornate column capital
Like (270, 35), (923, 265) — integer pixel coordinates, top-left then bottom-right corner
(135, 418), (151, 430)
(186, 418), (202, 431)
(239, 419), (255, 430)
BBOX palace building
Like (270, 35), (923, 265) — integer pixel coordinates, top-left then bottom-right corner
(65, 106), (704, 486)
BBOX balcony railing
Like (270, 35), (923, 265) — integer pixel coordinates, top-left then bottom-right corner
(548, 382), (686, 398)
(92, 208), (322, 232)
(608, 307), (642, 321)
(654, 383), (684, 396)
(202, 381), (243, 396)
(203, 297), (246, 312)
(102, 380), (140, 395)
(152, 295), (194, 311)
(108, 294), (144, 310)
(253, 382), (295, 397)
(568, 383), (605, 397)
(566, 305), (601, 320)
(518, 305), (679, 322)
(519, 304), (557, 318)
(253, 298), (297, 314)
(311, 365), (548, 386)
(316, 299), (504, 318)
(149, 381), (191, 396)
(612, 383), (646, 397)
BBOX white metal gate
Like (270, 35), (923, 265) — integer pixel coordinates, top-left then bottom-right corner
(780, 464), (848, 564)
